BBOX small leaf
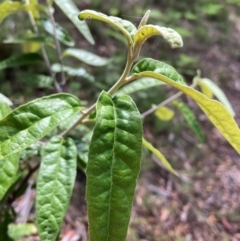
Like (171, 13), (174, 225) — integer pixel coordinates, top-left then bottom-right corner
(4, 36), (54, 46)
(8, 223), (37, 240)
(198, 78), (235, 116)
(41, 19), (75, 47)
(0, 53), (43, 70)
(0, 93), (13, 106)
(0, 93), (81, 160)
(142, 138), (177, 175)
(36, 136), (77, 241)
(87, 91), (142, 241)
(197, 79), (213, 98)
(79, 10), (137, 45)
(134, 25), (183, 48)
(173, 100), (205, 143)
(116, 77), (165, 95)
(132, 58), (240, 154)
(155, 106), (174, 121)
(63, 48), (109, 66)
(53, 0), (94, 44)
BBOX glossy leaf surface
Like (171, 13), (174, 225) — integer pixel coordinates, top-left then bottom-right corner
(36, 136), (77, 241)
(132, 58), (240, 153)
(134, 25), (183, 48)
(79, 10), (137, 45)
(0, 53), (42, 70)
(173, 101), (205, 143)
(155, 106), (174, 121)
(0, 94), (81, 160)
(54, 0), (94, 44)
(142, 138), (177, 175)
(63, 48), (109, 66)
(87, 91), (142, 241)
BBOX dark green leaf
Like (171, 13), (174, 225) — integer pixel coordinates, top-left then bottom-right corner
(87, 91), (142, 241)
(0, 93), (81, 160)
(36, 136), (77, 241)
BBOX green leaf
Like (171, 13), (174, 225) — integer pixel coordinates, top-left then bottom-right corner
(0, 104), (11, 120)
(133, 58), (186, 85)
(8, 223), (37, 240)
(155, 106), (175, 121)
(53, 0), (94, 44)
(134, 25), (183, 48)
(41, 19), (75, 47)
(173, 100), (205, 143)
(116, 77), (165, 95)
(36, 136), (77, 241)
(0, 53), (43, 70)
(0, 93), (81, 160)
(0, 93), (12, 106)
(3, 36), (54, 46)
(132, 58), (240, 154)
(87, 91), (142, 241)
(63, 48), (109, 66)
(79, 10), (137, 45)
(142, 138), (177, 175)
(197, 77), (235, 116)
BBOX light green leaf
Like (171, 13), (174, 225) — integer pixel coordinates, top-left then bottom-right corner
(142, 138), (177, 175)
(0, 104), (11, 120)
(87, 91), (142, 241)
(197, 78), (235, 116)
(116, 77), (165, 95)
(3, 36), (54, 46)
(63, 48), (109, 66)
(134, 25), (183, 48)
(0, 93), (81, 160)
(36, 136), (77, 241)
(8, 223), (37, 240)
(79, 10), (137, 45)
(53, 0), (94, 44)
(173, 100), (205, 143)
(155, 106), (175, 121)
(41, 19), (75, 47)
(0, 93), (13, 106)
(132, 58), (240, 154)
(0, 53), (43, 70)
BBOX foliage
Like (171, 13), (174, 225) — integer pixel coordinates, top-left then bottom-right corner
(0, 3), (239, 241)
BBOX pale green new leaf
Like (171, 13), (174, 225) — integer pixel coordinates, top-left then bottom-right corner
(0, 93), (12, 106)
(0, 53), (43, 70)
(116, 77), (165, 95)
(134, 25), (183, 48)
(8, 223), (37, 240)
(36, 136), (77, 241)
(132, 58), (240, 153)
(63, 48), (109, 66)
(155, 106), (175, 121)
(0, 93), (81, 160)
(142, 138), (177, 175)
(53, 0), (94, 44)
(79, 10), (137, 45)
(173, 100), (205, 143)
(87, 91), (142, 241)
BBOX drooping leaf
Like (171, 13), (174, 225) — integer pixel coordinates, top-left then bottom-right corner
(53, 0), (94, 44)
(173, 100), (205, 143)
(155, 106), (175, 121)
(0, 93), (81, 160)
(0, 93), (12, 106)
(134, 25), (183, 48)
(79, 10), (137, 45)
(116, 77), (165, 95)
(41, 19), (75, 47)
(63, 48), (109, 66)
(142, 138), (177, 175)
(197, 77), (235, 116)
(8, 223), (37, 240)
(0, 53), (43, 70)
(87, 91), (142, 241)
(52, 63), (94, 82)
(132, 58), (240, 154)
(36, 136), (77, 241)
(0, 104), (11, 120)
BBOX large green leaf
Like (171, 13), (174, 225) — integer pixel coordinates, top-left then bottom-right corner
(36, 136), (77, 241)
(63, 48), (109, 66)
(0, 93), (81, 160)
(53, 0), (94, 44)
(132, 58), (240, 154)
(0, 53), (43, 70)
(173, 100), (205, 143)
(79, 10), (137, 45)
(87, 91), (142, 241)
